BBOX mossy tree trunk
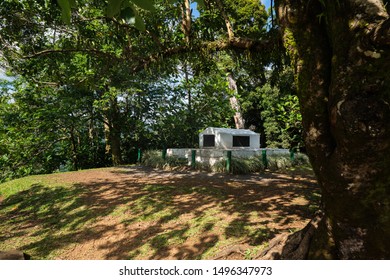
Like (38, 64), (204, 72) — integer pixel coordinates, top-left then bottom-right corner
(275, 0), (390, 259)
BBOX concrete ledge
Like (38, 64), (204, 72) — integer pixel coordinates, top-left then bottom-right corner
(167, 148), (290, 165)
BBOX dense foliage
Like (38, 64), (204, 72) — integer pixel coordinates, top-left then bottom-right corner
(0, 0), (301, 181)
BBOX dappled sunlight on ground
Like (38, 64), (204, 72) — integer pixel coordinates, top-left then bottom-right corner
(0, 166), (320, 260)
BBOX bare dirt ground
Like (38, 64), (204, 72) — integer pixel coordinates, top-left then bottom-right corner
(44, 166), (319, 260)
(1, 166), (320, 260)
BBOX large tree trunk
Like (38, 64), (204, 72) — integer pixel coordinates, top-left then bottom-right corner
(181, 0), (192, 44)
(227, 72), (246, 129)
(69, 126), (79, 170)
(103, 97), (122, 166)
(274, 0), (390, 259)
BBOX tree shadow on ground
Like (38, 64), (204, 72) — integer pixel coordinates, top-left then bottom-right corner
(0, 166), (320, 259)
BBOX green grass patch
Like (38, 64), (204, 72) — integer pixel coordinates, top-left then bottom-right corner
(0, 175), (95, 259)
(0, 174), (55, 198)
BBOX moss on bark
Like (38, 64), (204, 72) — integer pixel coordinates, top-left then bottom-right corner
(276, 0), (390, 259)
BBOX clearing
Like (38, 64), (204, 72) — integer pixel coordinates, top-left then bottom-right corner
(0, 166), (320, 260)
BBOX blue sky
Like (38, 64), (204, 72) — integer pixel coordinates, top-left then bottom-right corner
(0, 68), (11, 81)
(263, 0), (271, 9)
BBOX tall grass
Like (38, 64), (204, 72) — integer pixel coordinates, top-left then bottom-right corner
(212, 156), (265, 174)
(141, 150), (311, 175)
(141, 150), (188, 170)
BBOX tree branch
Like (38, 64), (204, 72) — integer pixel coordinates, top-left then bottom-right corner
(22, 48), (120, 60)
(215, 0), (235, 41)
(371, 15), (390, 45)
(181, 0), (192, 44)
(130, 37), (272, 73)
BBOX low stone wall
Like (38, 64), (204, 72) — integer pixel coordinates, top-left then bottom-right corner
(166, 148), (290, 166)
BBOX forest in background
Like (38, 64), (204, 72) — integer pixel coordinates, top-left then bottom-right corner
(0, 0), (302, 181)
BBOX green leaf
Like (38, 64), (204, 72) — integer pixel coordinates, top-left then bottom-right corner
(68, 0), (76, 8)
(120, 6), (136, 24)
(131, 0), (156, 12)
(195, 0), (205, 9)
(107, 0), (123, 17)
(134, 14), (146, 31)
(121, 4), (146, 31)
(57, 0), (71, 24)
(167, 0), (179, 4)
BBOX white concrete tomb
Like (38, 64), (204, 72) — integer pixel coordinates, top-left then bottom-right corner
(199, 127), (260, 149)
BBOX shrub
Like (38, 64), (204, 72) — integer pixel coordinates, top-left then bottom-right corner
(141, 150), (188, 170)
(211, 159), (226, 173)
(245, 156), (265, 173)
(141, 150), (165, 168)
(210, 156), (265, 174)
(266, 153), (310, 171)
(194, 161), (213, 172)
(267, 155), (293, 171)
(292, 153), (310, 166)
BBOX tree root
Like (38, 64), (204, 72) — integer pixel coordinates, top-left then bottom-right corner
(213, 244), (252, 260)
(256, 211), (324, 260)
